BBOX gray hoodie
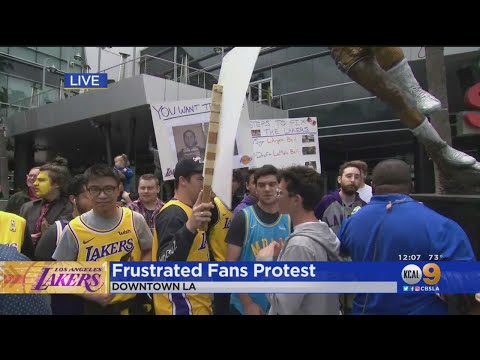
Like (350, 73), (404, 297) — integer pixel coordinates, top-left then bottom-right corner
(268, 221), (342, 315)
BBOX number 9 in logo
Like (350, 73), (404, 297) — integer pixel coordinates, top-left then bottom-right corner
(423, 263), (441, 285)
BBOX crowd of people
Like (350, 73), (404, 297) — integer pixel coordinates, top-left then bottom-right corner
(0, 46), (479, 315)
(0, 149), (477, 315)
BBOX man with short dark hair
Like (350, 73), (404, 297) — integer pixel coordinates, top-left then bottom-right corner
(257, 166), (341, 315)
(314, 162), (366, 235)
(53, 164), (153, 315)
(20, 158), (72, 247)
(314, 161), (366, 314)
(338, 159), (477, 315)
(128, 174), (163, 233)
(226, 165), (291, 315)
(176, 130), (206, 161)
(152, 158), (214, 315)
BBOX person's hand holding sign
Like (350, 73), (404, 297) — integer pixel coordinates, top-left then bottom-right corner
(186, 190), (214, 234)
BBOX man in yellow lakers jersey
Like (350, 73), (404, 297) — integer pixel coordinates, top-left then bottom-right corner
(0, 210), (34, 259)
(53, 164), (153, 315)
(152, 158), (214, 315)
(208, 196), (232, 262)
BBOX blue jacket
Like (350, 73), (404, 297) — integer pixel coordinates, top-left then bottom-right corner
(338, 194), (476, 315)
(116, 167), (134, 193)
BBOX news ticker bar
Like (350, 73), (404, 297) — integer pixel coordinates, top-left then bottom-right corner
(109, 281), (397, 294)
(1, 261), (479, 294)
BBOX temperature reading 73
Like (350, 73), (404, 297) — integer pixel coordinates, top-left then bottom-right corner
(429, 255), (443, 261)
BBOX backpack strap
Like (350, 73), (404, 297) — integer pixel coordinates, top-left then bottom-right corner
(55, 219), (70, 246)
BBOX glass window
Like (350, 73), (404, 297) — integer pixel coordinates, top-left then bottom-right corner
(0, 103), (7, 118)
(40, 86), (59, 106)
(8, 47), (37, 62)
(36, 53), (61, 73)
(8, 76), (33, 104)
(259, 81), (272, 105)
(60, 61), (83, 73)
(60, 59), (69, 72)
(249, 84), (259, 102)
(248, 78), (272, 105)
(0, 74), (7, 103)
(37, 47), (61, 58)
(70, 63), (83, 73)
(60, 57), (82, 73)
(61, 47), (73, 61)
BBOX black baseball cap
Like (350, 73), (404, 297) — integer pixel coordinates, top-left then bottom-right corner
(174, 158), (204, 180)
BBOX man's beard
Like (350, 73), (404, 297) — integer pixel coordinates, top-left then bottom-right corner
(341, 184), (357, 195)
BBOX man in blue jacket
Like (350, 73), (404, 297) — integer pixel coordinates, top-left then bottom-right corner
(339, 159), (477, 315)
(0, 245), (52, 315)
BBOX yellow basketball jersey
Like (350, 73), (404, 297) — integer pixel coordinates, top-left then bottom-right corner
(0, 211), (26, 252)
(208, 197), (232, 262)
(68, 207), (141, 304)
(152, 200), (212, 315)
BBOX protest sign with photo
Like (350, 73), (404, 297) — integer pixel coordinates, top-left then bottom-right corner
(250, 117), (321, 172)
(150, 98), (253, 180)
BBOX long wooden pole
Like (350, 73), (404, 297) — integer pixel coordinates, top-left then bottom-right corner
(200, 84), (223, 231)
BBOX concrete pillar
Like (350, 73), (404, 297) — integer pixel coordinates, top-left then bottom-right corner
(13, 134), (34, 190)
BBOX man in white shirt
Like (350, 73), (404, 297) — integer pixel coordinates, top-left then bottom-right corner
(351, 160), (372, 203)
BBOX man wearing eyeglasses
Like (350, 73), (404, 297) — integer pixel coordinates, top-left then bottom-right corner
(53, 164), (153, 315)
(257, 166), (342, 315)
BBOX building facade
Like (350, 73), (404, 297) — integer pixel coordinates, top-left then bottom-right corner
(0, 47), (87, 118)
(144, 46), (480, 191)
(2, 46), (479, 193)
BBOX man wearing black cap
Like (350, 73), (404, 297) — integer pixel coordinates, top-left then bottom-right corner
(152, 158), (215, 315)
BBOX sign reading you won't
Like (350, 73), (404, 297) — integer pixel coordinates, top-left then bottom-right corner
(250, 117), (321, 173)
(150, 98), (253, 181)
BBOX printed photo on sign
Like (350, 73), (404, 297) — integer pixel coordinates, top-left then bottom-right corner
(251, 117), (321, 173)
(173, 124), (207, 162)
(302, 135), (315, 143)
(150, 98), (254, 181)
(305, 161), (317, 170)
(302, 146), (316, 155)
(251, 129), (261, 137)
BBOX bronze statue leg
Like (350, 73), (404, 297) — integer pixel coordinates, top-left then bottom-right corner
(331, 47), (423, 129)
(330, 47), (477, 170)
(375, 47), (442, 114)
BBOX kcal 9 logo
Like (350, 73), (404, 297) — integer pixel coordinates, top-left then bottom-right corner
(401, 263), (441, 285)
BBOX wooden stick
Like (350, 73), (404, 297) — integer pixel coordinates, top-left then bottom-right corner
(200, 84), (223, 231)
